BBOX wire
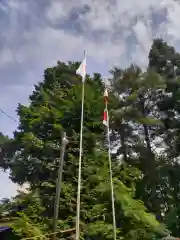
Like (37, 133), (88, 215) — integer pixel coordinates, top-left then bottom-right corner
(0, 108), (18, 123)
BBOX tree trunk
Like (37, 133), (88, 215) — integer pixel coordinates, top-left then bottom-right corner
(140, 98), (160, 218)
(119, 123), (127, 162)
(143, 124), (151, 152)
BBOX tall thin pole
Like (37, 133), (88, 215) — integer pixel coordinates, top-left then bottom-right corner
(52, 132), (69, 240)
(106, 101), (117, 240)
(75, 81), (85, 240)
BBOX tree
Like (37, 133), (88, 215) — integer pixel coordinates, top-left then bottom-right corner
(148, 38), (180, 158)
(110, 65), (169, 221)
(0, 191), (48, 239)
(148, 38), (180, 228)
(0, 61), (168, 239)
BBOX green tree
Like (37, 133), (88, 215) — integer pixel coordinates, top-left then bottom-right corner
(148, 39), (180, 236)
(0, 61), (168, 239)
(148, 38), (180, 157)
(110, 65), (169, 221)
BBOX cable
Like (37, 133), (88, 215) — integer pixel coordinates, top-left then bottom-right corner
(0, 108), (18, 123)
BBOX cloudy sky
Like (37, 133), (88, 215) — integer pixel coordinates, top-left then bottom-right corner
(0, 0), (180, 198)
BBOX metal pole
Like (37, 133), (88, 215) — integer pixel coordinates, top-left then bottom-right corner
(106, 102), (117, 240)
(52, 132), (69, 240)
(75, 81), (85, 240)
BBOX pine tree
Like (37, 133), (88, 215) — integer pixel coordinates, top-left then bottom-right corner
(148, 39), (180, 236)
(0, 61), (168, 239)
(110, 64), (168, 219)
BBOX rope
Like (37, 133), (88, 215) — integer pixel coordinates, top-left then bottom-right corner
(75, 82), (85, 240)
(21, 228), (75, 239)
(105, 101), (117, 240)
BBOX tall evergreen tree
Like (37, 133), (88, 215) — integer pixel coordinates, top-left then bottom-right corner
(0, 61), (167, 239)
(110, 64), (168, 220)
(148, 39), (180, 236)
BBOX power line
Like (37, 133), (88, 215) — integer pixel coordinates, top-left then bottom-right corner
(0, 105), (174, 157)
(0, 108), (18, 123)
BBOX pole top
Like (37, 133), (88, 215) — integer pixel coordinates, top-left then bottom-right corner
(62, 132), (69, 145)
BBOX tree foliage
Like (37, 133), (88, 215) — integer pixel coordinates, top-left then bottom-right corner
(2, 41), (180, 239)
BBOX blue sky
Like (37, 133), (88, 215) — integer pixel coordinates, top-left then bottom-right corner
(0, 0), (180, 198)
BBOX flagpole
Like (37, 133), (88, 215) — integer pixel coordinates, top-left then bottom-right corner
(52, 132), (68, 240)
(105, 100), (117, 240)
(75, 80), (85, 240)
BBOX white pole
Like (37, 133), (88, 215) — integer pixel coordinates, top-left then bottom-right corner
(106, 101), (117, 240)
(75, 81), (85, 240)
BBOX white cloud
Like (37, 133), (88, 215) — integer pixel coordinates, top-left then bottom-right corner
(165, 1), (180, 41)
(1, 0), (180, 72)
(133, 21), (152, 53)
(1, 0), (180, 74)
(1, 0), (180, 198)
(46, 2), (69, 21)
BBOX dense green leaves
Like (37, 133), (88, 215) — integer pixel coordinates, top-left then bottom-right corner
(2, 42), (180, 239)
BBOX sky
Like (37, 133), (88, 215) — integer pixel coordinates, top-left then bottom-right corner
(0, 0), (180, 198)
